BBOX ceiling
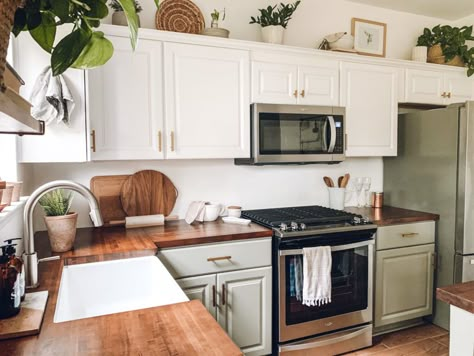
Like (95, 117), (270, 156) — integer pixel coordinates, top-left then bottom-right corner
(346, 0), (474, 20)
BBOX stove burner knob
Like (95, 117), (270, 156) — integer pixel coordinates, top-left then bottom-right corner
(299, 223), (307, 231)
(362, 217), (370, 224)
(352, 217), (361, 225)
(279, 223), (288, 231)
(290, 222), (299, 231)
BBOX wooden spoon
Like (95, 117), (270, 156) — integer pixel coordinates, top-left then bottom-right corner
(323, 176), (334, 188)
(341, 173), (350, 188)
(337, 176), (344, 188)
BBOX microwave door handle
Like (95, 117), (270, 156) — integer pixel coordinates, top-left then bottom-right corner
(321, 117), (329, 152)
(327, 115), (336, 153)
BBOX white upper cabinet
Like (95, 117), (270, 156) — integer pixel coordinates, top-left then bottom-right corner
(252, 62), (298, 105)
(14, 31), (88, 163)
(164, 43), (250, 159)
(251, 57), (339, 106)
(405, 68), (474, 105)
(87, 37), (164, 160)
(341, 62), (399, 157)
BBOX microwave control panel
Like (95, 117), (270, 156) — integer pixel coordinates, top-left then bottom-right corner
(334, 117), (344, 154)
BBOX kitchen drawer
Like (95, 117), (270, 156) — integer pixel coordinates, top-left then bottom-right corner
(376, 221), (435, 250)
(158, 238), (272, 278)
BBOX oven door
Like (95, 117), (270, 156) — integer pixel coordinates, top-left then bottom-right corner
(253, 104), (345, 164)
(278, 239), (374, 343)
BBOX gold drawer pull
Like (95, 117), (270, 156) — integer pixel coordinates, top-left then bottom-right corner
(170, 131), (175, 152)
(158, 131), (162, 152)
(401, 232), (419, 238)
(207, 256), (232, 262)
(90, 130), (96, 153)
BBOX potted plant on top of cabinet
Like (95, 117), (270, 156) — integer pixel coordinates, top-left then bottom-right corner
(39, 189), (77, 253)
(110, 0), (143, 27)
(416, 25), (474, 76)
(249, 1), (301, 45)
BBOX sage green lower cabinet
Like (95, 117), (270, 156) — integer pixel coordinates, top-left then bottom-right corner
(374, 222), (436, 329)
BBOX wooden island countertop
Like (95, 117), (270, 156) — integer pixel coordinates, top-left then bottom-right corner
(437, 281), (474, 314)
(0, 224), (242, 355)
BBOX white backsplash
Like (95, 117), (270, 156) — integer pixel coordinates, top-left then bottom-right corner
(26, 158), (383, 229)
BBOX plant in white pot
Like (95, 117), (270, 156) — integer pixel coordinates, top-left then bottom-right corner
(250, 1), (301, 45)
(110, 0), (143, 27)
(39, 189), (77, 253)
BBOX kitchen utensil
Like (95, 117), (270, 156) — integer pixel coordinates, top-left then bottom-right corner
(121, 170), (178, 217)
(109, 214), (180, 228)
(323, 176), (334, 188)
(155, 0), (205, 34)
(222, 216), (251, 225)
(227, 206), (242, 218)
(339, 173), (350, 188)
(337, 176), (343, 188)
(90, 175), (129, 226)
(7, 182), (22, 202)
(328, 187), (345, 210)
(203, 202), (225, 222)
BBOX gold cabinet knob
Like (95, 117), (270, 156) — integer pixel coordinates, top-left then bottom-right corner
(300, 89), (305, 98)
(441, 92), (447, 98)
(447, 92), (452, 98)
(293, 89), (298, 98)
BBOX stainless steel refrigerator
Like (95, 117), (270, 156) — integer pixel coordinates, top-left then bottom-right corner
(384, 102), (474, 330)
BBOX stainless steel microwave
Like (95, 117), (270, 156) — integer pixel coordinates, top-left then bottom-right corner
(235, 104), (345, 165)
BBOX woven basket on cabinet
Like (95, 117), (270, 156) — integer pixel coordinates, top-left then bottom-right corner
(0, 0), (22, 91)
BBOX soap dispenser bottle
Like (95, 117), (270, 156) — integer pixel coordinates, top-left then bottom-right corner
(0, 243), (21, 319)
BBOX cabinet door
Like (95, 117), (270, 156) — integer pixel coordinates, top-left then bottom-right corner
(217, 267), (271, 356)
(445, 71), (474, 104)
(297, 64), (339, 106)
(176, 275), (216, 319)
(164, 43), (250, 159)
(251, 61), (298, 104)
(87, 37), (164, 160)
(14, 31), (88, 163)
(341, 62), (398, 156)
(405, 69), (445, 105)
(375, 244), (435, 327)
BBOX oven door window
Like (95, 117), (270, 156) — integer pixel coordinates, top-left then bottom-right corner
(285, 246), (368, 325)
(259, 113), (332, 155)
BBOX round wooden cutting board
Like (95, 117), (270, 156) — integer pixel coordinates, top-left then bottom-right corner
(120, 170), (178, 217)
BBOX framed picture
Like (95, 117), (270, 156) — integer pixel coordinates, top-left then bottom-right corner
(351, 18), (387, 57)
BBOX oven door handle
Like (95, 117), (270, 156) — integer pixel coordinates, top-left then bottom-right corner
(279, 325), (371, 352)
(279, 240), (374, 256)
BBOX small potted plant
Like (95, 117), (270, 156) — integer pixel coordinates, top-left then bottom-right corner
(202, 9), (229, 38)
(250, 1), (301, 44)
(110, 0), (143, 27)
(417, 25), (474, 76)
(39, 190), (77, 253)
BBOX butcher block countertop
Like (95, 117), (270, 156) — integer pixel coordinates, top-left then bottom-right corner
(437, 281), (474, 314)
(345, 206), (439, 226)
(0, 227), (242, 355)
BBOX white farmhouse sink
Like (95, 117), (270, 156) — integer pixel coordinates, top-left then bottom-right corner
(54, 256), (188, 323)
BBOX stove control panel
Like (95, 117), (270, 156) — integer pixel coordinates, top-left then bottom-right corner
(279, 222), (308, 232)
(351, 216), (371, 225)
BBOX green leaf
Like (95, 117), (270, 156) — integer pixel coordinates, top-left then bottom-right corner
(26, 11), (42, 31)
(51, 28), (91, 76)
(116, 0), (139, 50)
(73, 31), (114, 69)
(154, 0), (160, 9)
(29, 11), (56, 53)
(82, 0), (109, 20)
(50, 0), (70, 22)
(12, 8), (26, 36)
(467, 68), (474, 77)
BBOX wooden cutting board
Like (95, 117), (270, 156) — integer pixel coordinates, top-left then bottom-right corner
(0, 291), (48, 340)
(120, 170), (178, 217)
(90, 175), (129, 225)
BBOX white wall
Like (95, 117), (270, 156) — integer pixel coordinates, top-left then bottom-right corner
(105, 0), (448, 59)
(28, 158), (382, 228)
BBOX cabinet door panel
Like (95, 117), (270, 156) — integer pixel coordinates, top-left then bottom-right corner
(87, 37), (163, 160)
(176, 275), (216, 319)
(445, 72), (474, 104)
(252, 61), (298, 104)
(375, 244), (435, 327)
(298, 64), (339, 106)
(405, 69), (444, 105)
(217, 267), (271, 356)
(341, 62), (398, 156)
(14, 31), (87, 163)
(165, 43), (250, 158)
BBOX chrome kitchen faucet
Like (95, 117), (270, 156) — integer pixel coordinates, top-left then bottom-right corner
(23, 180), (104, 288)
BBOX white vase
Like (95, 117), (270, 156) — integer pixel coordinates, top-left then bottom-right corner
(112, 12), (141, 27)
(412, 46), (428, 62)
(261, 25), (285, 44)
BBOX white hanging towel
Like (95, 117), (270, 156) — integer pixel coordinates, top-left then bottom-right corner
(302, 246), (332, 306)
(30, 66), (75, 125)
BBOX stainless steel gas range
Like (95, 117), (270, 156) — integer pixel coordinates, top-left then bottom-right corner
(241, 206), (377, 355)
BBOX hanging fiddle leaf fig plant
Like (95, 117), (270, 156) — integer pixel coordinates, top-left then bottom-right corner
(11, 0), (145, 76)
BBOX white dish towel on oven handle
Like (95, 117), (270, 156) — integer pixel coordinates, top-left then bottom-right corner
(302, 246), (332, 306)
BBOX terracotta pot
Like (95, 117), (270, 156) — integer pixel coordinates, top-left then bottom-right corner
(427, 44), (465, 67)
(261, 25), (285, 44)
(44, 212), (78, 252)
(112, 11), (141, 27)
